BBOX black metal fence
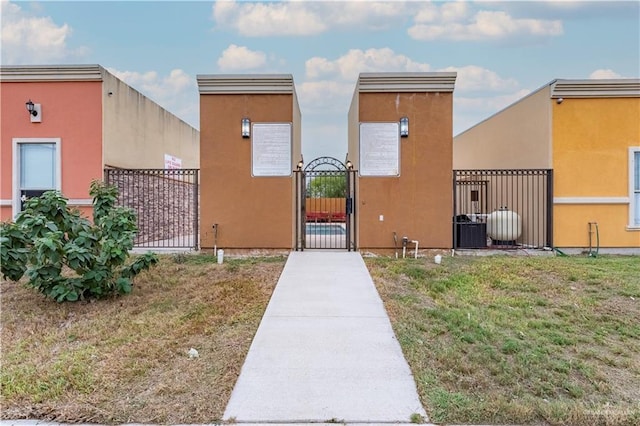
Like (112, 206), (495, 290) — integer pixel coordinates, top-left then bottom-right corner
(105, 168), (199, 249)
(453, 169), (553, 250)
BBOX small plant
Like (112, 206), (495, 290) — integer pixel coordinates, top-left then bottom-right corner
(172, 253), (188, 264)
(410, 412), (426, 423)
(0, 180), (158, 302)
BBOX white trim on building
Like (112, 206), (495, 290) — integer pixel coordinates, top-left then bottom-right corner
(630, 147), (640, 230)
(554, 197), (630, 204)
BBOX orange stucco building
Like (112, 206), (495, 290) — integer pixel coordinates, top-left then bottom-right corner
(454, 79), (640, 250)
(1, 65), (199, 221)
(348, 73), (457, 250)
(197, 74), (302, 250)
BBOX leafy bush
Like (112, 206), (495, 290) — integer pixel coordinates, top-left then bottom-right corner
(0, 180), (158, 302)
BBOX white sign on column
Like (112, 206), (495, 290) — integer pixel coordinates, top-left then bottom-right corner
(252, 123), (292, 177)
(359, 122), (400, 176)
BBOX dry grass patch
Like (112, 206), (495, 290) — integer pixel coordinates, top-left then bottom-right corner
(367, 255), (640, 426)
(1, 254), (285, 424)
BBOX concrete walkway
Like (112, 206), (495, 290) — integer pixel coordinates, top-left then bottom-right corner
(223, 251), (427, 423)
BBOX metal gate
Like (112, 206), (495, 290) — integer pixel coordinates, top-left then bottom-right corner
(105, 168), (199, 249)
(295, 157), (356, 250)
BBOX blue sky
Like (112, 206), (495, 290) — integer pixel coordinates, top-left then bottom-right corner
(2, 0), (639, 161)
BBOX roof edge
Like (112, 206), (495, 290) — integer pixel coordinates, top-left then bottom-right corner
(0, 65), (104, 82)
(551, 79), (640, 98)
(197, 74), (295, 94)
(357, 72), (457, 93)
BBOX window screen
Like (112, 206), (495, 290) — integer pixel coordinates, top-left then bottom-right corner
(20, 143), (56, 189)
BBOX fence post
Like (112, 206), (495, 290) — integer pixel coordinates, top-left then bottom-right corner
(546, 169), (554, 248)
(193, 170), (199, 250)
(295, 170), (300, 251)
(452, 170), (458, 249)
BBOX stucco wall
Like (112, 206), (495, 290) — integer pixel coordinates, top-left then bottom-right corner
(454, 85), (552, 169)
(102, 70), (199, 169)
(355, 92), (454, 249)
(553, 97), (640, 247)
(1, 81), (103, 220)
(199, 93), (298, 249)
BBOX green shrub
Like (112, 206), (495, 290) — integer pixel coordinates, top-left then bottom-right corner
(0, 180), (158, 302)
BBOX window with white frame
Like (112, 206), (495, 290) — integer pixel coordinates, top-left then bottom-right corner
(12, 138), (61, 217)
(631, 147), (640, 228)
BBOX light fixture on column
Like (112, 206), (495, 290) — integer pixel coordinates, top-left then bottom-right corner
(345, 160), (353, 170)
(296, 159), (304, 170)
(399, 116), (409, 137)
(25, 99), (42, 123)
(241, 117), (251, 138)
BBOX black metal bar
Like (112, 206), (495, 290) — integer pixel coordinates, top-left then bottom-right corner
(193, 169), (199, 250)
(452, 170), (458, 249)
(346, 170), (351, 252)
(352, 169), (357, 251)
(301, 171), (306, 251)
(295, 170), (299, 251)
(547, 169), (554, 248)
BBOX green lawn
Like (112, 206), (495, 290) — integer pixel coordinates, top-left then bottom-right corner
(367, 254), (640, 426)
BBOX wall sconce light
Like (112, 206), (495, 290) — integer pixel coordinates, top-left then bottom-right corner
(399, 116), (409, 137)
(296, 159), (304, 171)
(25, 99), (42, 123)
(345, 160), (354, 170)
(26, 100), (37, 116)
(241, 117), (251, 138)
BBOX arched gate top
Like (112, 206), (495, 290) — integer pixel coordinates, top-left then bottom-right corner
(304, 156), (346, 171)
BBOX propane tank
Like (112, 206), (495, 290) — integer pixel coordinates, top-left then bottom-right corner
(486, 207), (522, 243)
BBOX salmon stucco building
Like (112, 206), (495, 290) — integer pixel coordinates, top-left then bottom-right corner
(454, 78), (640, 250)
(0, 65), (199, 222)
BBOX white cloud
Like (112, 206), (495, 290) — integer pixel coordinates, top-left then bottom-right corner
(439, 65), (519, 93)
(212, 0), (326, 37)
(409, 6), (563, 41)
(327, 1), (410, 30)
(108, 68), (199, 128)
(217, 44), (267, 71)
(440, 1), (471, 23)
(306, 48), (431, 81)
(212, 0), (412, 37)
(0, 0), (88, 63)
(297, 80), (355, 112)
(589, 69), (623, 79)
